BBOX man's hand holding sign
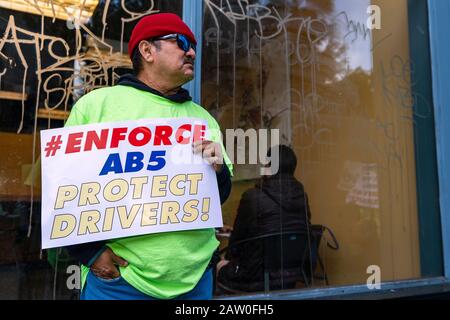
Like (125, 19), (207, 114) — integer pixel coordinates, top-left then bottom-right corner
(41, 118), (225, 279)
(193, 140), (224, 173)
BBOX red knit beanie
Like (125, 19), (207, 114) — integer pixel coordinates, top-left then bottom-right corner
(128, 13), (197, 58)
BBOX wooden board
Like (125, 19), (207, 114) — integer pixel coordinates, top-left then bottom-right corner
(0, 90), (27, 101)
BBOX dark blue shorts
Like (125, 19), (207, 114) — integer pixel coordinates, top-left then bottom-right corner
(81, 268), (213, 300)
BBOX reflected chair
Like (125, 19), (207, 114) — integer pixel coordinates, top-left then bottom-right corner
(262, 231), (312, 292)
(216, 225), (339, 295)
(305, 225), (340, 286)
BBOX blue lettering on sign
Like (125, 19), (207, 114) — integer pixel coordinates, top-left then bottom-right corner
(99, 151), (167, 176)
(99, 153), (123, 176)
(125, 152), (145, 173)
(147, 151), (166, 171)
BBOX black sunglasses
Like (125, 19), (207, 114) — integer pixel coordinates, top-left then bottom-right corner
(153, 34), (196, 53)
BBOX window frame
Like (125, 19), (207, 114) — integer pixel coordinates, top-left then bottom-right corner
(182, 0), (203, 104)
(408, 0), (443, 277)
(428, 0), (450, 280)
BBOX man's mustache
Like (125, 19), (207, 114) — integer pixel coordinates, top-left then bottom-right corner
(184, 58), (195, 65)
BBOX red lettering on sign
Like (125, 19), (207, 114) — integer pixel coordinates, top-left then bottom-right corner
(193, 125), (206, 142)
(110, 128), (128, 148)
(154, 126), (173, 146)
(175, 125), (192, 144)
(85, 129), (109, 151)
(65, 132), (84, 154)
(129, 127), (152, 147)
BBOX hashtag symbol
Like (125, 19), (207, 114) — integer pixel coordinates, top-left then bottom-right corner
(45, 135), (63, 157)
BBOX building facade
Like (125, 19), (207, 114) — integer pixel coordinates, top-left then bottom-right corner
(0, 0), (449, 299)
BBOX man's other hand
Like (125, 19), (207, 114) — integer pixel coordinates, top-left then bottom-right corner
(193, 140), (224, 173)
(90, 248), (128, 280)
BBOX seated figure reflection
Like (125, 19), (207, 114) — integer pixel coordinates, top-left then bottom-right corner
(216, 145), (314, 293)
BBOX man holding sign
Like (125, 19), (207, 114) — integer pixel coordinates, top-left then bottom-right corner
(53, 13), (233, 300)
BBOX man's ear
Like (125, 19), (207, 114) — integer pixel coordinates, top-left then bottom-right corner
(138, 41), (154, 63)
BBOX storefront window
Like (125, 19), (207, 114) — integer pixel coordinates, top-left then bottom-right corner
(202, 0), (440, 296)
(0, 0), (442, 300)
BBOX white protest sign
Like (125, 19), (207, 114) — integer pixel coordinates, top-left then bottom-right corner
(40, 118), (223, 249)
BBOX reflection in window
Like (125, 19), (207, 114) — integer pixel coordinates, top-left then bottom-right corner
(202, 0), (432, 296)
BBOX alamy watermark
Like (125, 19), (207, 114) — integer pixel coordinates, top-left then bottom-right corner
(66, 265), (81, 290)
(366, 5), (382, 30)
(367, 265), (381, 290)
(224, 128), (280, 176)
(165, 128), (281, 176)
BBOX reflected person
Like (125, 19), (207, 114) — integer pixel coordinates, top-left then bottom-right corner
(216, 145), (313, 292)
